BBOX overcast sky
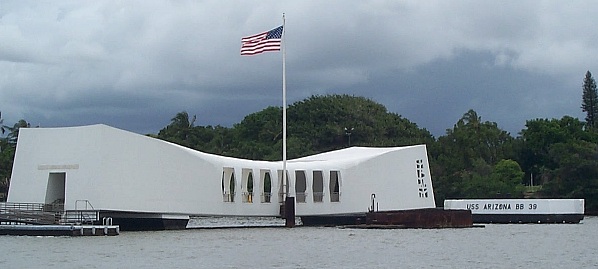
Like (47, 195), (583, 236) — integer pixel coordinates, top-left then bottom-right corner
(1, 1), (598, 137)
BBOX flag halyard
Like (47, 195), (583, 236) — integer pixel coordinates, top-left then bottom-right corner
(241, 26), (283, 56)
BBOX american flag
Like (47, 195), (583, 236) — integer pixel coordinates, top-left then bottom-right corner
(241, 26), (283, 56)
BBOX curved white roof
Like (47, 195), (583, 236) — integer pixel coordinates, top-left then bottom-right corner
(8, 124), (436, 217)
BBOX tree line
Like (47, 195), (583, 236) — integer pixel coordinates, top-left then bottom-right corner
(2, 72), (598, 213)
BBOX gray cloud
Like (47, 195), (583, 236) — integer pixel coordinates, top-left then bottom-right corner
(0, 1), (596, 137)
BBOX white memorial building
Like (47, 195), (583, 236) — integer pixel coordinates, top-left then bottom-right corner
(7, 124), (435, 229)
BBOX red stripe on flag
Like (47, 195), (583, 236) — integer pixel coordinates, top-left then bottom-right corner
(240, 26), (283, 56)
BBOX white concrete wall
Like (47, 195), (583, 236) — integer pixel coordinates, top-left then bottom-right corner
(8, 125), (436, 217)
(320, 145), (435, 215)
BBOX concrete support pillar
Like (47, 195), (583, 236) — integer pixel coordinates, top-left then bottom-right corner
(285, 196), (295, 228)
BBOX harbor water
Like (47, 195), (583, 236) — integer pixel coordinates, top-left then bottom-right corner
(1, 216), (597, 268)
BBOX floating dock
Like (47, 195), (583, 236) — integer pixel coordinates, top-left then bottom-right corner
(0, 224), (119, 236)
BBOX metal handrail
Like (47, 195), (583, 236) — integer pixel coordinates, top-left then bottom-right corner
(0, 201), (100, 225)
(0, 202), (58, 225)
(75, 200), (95, 210)
(62, 210), (100, 224)
(0, 202), (45, 212)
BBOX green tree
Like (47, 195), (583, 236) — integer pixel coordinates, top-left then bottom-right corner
(434, 110), (515, 170)
(457, 159), (495, 198)
(490, 159), (526, 196)
(0, 112), (9, 200)
(519, 116), (598, 210)
(0, 139), (13, 200)
(519, 116), (598, 180)
(157, 111), (196, 147)
(6, 119), (31, 145)
(431, 110), (518, 203)
(0, 117), (32, 201)
(582, 71), (598, 129)
(285, 94), (433, 155)
(232, 106), (283, 160)
(543, 140), (598, 200)
(190, 94), (434, 160)
(439, 158), (525, 200)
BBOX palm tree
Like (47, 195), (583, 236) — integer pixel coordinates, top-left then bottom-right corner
(171, 111), (196, 129)
(172, 111), (196, 142)
(7, 119), (30, 145)
(460, 109), (482, 130)
(158, 111), (197, 147)
(0, 111), (6, 135)
(0, 111), (7, 154)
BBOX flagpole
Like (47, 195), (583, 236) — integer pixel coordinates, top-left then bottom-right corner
(281, 13), (295, 228)
(282, 13), (288, 199)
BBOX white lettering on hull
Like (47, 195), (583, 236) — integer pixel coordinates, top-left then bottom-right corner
(446, 199), (585, 215)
